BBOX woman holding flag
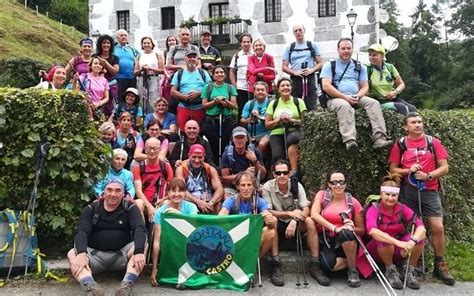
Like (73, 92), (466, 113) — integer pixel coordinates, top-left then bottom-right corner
(150, 178), (198, 287)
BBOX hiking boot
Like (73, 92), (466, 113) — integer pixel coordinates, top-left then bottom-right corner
(270, 257), (285, 286)
(309, 260), (330, 286)
(373, 138), (393, 149)
(85, 283), (105, 296)
(385, 265), (403, 290)
(115, 282), (133, 296)
(347, 267), (361, 288)
(433, 261), (455, 285)
(402, 264), (421, 290)
(345, 140), (358, 152)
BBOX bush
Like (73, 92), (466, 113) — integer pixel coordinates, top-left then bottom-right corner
(0, 88), (108, 242)
(300, 109), (474, 241)
(0, 58), (47, 89)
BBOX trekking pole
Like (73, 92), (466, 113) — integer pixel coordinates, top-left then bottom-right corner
(283, 122), (289, 161)
(218, 106), (223, 167)
(142, 70), (150, 115)
(148, 176), (163, 265)
(10, 143), (49, 279)
(402, 218), (417, 296)
(179, 133), (185, 162)
(253, 170), (262, 288)
(415, 149), (425, 277)
(339, 212), (396, 296)
(292, 175), (308, 287)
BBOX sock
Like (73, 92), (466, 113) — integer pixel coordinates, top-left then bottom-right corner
(310, 256), (320, 263)
(435, 256), (444, 263)
(122, 272), (138, 284)
(79, 275), (94, 287)
(271, 255), (280, 262)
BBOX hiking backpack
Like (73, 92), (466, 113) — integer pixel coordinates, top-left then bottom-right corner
(204, 83), (233, 101)
(271, 97), (302, 117)
(366, 63), (396, 87)
(288, 41), (316, 62)
(139, 160), (168, 201)
(320, 190), (356, 218)
(223, 143), (258, 172)
(397, 135), (436, 164)
(175, 68), (207, 90)
(90, 198), (135, 226)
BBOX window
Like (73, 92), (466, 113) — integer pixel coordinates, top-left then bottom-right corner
(209, 2), (229, 18)
(209, 3), (230, 44)
(318, 0), (336, 17)
(161, 7), (175, 30)
(265, 0), (281, 23)
(117, 10), (130, 31)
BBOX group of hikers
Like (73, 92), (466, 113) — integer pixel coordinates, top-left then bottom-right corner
(35, 24), (455, 295)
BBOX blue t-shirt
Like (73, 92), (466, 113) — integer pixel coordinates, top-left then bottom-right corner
(93, 167), (135, 198)
(221, 146), (263, 174)
(241, 98), (270, 137)
(153, 200), (198, 225)
(282, 41), (321, 70)
(116, 131), (142, 147)
(144, 112), (177, 130)
(114, 44), (138, 79)
(171, 69), (212, 110)
(222, 195), (269, 214)
(320, 58), (368, 95)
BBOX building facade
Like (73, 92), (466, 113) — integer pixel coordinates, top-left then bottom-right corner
(89, 0), (376, 69)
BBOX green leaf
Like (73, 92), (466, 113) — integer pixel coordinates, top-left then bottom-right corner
(70, 172), (80, 182)
(52, 147), (60, 157)
(27, 133), (41, 142)
(20, 148), (35, 158)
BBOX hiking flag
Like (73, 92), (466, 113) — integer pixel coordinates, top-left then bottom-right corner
(157, 213), (263, 291)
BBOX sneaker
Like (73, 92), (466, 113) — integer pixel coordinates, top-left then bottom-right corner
(402, 265), (421, 290)
(270, 257), (285, 287)
(345, 140), (358, 152)
(385, 265), (403, 290)
(309, 261), (330, 286)
(433, 261), (455, 286)
(347, 267), (361, 288)
(373, 138), (393, 149)
(115, 282), (133, 296)
(85, 283), (105, 296)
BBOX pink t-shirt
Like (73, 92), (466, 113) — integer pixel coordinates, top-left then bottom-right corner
(365, 202), (423, 237)
(80, 73), (109, 103)
(315, 190), (363, 233)
(388, 135), (448, 191)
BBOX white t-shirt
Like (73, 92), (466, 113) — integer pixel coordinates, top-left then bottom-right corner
(229, 50), (252, 90)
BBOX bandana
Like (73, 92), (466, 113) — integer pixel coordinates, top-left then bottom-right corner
(380, 186), (400, 194)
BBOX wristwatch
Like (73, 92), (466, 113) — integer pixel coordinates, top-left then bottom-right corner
(427, 173), (434, 181)
(410, 237), (419, 244)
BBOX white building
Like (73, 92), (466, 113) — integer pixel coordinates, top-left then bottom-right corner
(89, 0), (377, 69)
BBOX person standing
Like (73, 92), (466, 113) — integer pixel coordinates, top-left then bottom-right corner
(282, 25), (322, 111)
(320, 38), (392, 152)
(199, 31), (222, 76)
(388, 112), (455, 285)
(114, 29), (139, 102)
(229, 33), (253, 119)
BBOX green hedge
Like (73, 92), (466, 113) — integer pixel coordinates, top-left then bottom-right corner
(0, 88), (108, 241)
(301, 109), (474, 241)
(0, 58), (49, 89)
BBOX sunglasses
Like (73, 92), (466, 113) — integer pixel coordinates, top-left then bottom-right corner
(274, 171), (290, 176)
(329, 180), (346, 186)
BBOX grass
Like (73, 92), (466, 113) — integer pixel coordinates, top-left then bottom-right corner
(445, 240), (474, 281)
(0, 0), (83, 65)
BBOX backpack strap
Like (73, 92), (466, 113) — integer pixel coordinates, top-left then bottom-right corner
(198, 69), (206, 82)
(344, 192), (355, 217)
(248, 99), (256, 115)
(90, 200), (102, 226)
(159, 160), (168, 181)
(233, 52), (239, 73)
(293, 97), (301, 117)
(225, 144), (235, 171)
(176, 69), (184, 90)
(231, 195), (240, 215)
(288, 42), (296, 62)
(306, 41), (316, 59)
(321, 190), (332, 211)
(367, 64), (373, 87)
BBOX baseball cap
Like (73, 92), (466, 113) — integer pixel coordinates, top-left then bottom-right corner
(368, 43), (386, 55)
(186, 49), (199, 56)
(201, 30), (212, 36)
(232, 126), (248, 137)
(189, 144), (205, 156)
(125, 87), (138, 96)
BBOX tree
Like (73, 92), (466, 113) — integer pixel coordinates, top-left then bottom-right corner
(49, 0), (88, 34)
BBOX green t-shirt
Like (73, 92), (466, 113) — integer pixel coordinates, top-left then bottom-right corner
(265, 96), (307, 136)
(367, 63), (400, 99)
(201, 82), (238, 116)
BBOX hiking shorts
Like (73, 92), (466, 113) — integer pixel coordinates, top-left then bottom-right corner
(319, 229), (355, 272)
(401, 185), (443, 217)
(87, 242), (133, 274)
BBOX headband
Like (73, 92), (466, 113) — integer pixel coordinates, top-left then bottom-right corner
(380, 186), (400, 194)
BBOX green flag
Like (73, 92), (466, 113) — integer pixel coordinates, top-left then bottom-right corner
(158, 213), (263, 291)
